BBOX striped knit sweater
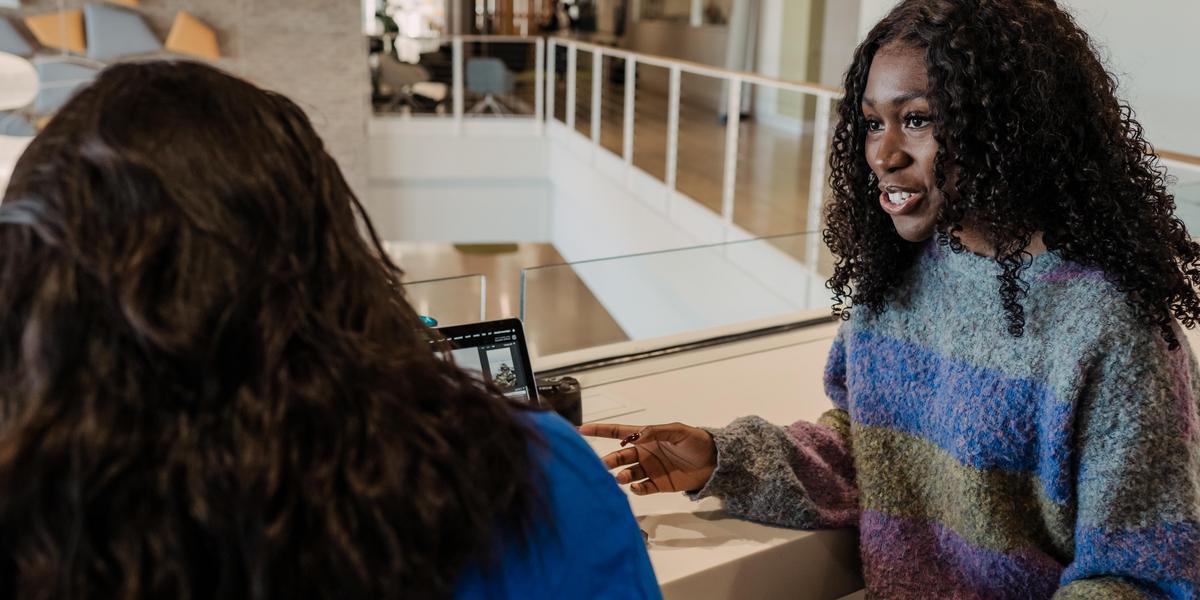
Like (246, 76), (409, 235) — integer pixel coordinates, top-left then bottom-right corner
(692, 241), (1200, 599)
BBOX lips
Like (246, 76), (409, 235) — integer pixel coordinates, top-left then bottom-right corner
(878, 185), (926, 216)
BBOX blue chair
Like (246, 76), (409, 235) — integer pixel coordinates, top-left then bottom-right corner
(0, 17), (34, 57)
(466, 57), (515, 115)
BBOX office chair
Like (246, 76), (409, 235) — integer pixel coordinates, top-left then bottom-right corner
(376, 53), (447, 114)
(466, 57), (515, 115)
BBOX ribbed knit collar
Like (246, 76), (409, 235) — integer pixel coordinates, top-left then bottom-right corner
(922, 236), (1066, 281)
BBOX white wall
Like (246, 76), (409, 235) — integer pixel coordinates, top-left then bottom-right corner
(366, 118), (552, 242)
(851, 0), (1200, 156)
(818, 0), (860, 87)
(856, 0), (897, 40)
(1060, 0), (1200, 156)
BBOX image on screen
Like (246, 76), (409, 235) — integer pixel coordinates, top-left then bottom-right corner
(485, 348), (518, 390)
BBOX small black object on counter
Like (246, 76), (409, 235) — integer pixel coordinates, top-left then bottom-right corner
(536, 375), (582, 426)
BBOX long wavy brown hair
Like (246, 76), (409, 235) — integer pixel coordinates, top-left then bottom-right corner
(824, 0), (1200, 347)
(0, 61), (539, 599)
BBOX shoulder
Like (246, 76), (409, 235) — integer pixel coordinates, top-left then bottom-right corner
(520, 410), (640, 520)
(458, 410), (660, 599)
(1023, 257), (1159, 351)
(522, 410), (613, 481)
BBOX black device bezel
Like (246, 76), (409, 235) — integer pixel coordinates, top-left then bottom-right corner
(432, 318), (539, 406)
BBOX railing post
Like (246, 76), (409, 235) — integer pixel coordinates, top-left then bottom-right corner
(721, 77), (742, 239)
(452, 36), (464, 132)
(665, 66), (681, 213)
(535, 37), (545, 134)
(806, 95), (832, 269)
(591, 49), (602, 145)
(479, 275), (488, 321)
(565, 44), (577, 131)
(623, 58), (636, 170)
(546, 39), (556, 127)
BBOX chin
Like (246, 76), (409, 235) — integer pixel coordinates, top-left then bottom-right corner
(891, 217), (937, 243)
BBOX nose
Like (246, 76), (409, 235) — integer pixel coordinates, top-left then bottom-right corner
(873, 127), (912, 173)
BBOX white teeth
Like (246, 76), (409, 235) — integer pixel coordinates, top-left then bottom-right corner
(887, 191), (914, 205)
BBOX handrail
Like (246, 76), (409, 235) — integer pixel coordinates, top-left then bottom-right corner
(382, 34), (1196, 175)
(543, 35), (840, 267)
(377, 32), (1199, 268)
(1161, 149), (1200, 171)
(553, 36), (844, 99)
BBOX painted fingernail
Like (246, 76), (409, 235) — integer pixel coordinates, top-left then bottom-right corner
(620, 432), (641, 446)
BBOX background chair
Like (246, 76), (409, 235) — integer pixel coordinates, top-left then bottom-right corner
(466, 57), (515, 115)
(376, 53), (447, 114)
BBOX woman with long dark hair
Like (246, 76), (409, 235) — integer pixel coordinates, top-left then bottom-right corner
(584, 0), (1200, 597)
(0, 61), (658, 599)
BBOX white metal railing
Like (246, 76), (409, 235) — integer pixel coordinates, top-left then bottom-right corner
(385, 35), (1200, 257)
(382, 35), (842, 251)
(1162, 151), (1200, 177)
(544, 36), (845, 263)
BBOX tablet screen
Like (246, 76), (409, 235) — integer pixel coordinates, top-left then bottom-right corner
(432, 319), (538, 404)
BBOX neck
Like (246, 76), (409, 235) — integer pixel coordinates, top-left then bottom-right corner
(955, 226), (1047, 258)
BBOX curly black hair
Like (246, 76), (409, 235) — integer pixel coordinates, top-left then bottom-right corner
(0, 62), (541, 599)
(824, 0), (1200, 347)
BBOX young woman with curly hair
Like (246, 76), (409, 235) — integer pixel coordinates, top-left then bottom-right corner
(584, 0), (1200, 597)
(0, 61), (658, 599)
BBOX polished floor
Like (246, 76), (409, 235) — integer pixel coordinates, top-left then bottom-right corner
(387, 242), (629, 358)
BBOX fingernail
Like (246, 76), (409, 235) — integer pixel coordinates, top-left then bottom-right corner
(620, 432), (641, 447)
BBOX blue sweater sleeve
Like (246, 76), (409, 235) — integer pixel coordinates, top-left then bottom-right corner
(456, 410), (661, 600)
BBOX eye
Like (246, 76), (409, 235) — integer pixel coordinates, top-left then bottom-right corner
(864, 118), (883, 132)
(904, 114), (931, 129)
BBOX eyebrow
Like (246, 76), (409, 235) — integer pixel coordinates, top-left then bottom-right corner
(862, 91), (928, 108)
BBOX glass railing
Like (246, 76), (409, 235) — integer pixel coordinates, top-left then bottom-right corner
(1169, 161), (1200, 233)
(402, 274), (487, 326)
(1161, 151), (1200, 233)
(519, 232), (833, 360)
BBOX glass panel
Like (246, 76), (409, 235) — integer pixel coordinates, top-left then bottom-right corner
(1170, 165), (1200, 234)
(599, 55), (626, 156)
(633, 63), (670, 182)
(553, 44), (568, 123)
(675, 71), (726, 216)
(463, 40), (537, 117)
(373, 38), (452, 116)
(732, 84), (814, 236)
(520, 232), (832, 358)
(574, 49), (594, 136)
(403, 274), (487, 326)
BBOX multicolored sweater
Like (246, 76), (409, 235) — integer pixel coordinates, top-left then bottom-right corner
(692, 241), (1200, 598)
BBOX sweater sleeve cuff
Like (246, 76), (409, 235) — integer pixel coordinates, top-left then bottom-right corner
(684, 416), (767, 501)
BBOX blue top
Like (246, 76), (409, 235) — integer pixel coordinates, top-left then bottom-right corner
(455, 410), (661, 599)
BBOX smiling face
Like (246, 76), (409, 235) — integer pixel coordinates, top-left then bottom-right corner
(862, 44), (950, 242)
